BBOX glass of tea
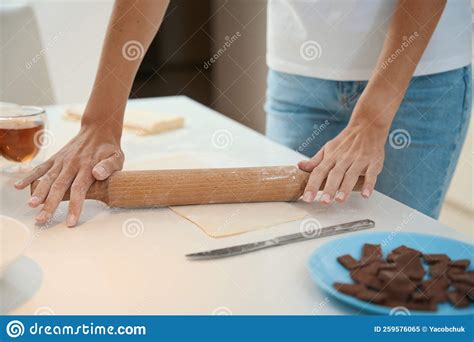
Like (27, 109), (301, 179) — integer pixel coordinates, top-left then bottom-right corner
(0, 104), (48, 173)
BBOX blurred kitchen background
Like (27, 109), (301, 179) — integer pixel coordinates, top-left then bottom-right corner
(0, 0), (472, 235)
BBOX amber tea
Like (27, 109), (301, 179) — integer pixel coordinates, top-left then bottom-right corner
(0, 120), (45, 162)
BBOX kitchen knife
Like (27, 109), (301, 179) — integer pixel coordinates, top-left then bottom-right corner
(186, 218), (375, 260)
(30, 166), (365, 208)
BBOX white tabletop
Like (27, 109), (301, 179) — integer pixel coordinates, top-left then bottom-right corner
(1, 96), (470, 315)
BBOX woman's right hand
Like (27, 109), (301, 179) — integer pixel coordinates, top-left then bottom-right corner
(14, 123), (124, 227)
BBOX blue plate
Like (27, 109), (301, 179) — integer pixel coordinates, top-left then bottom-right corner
(308, 231), (473, 315)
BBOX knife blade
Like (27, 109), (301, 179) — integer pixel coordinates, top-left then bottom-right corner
(186, 218), (375, 260)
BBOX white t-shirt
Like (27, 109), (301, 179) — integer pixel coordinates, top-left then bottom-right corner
(267, 0), (472, 81)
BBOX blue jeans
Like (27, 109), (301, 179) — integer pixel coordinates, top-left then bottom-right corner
(265, 66), (472, 219)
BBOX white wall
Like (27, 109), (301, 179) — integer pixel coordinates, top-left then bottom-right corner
(28, 0), (114, 104)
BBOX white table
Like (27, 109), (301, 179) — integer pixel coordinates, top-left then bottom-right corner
(1, 96), (471, 315)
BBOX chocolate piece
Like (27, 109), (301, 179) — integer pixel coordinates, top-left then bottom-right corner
(421, 276), (449, 292)
(392, 245), (422, 256)
(431, 291), (449, 303)
(447, 267), (465, 278)
(337, 255), (360, 270)
(423, 254), (450, 264)
(414, 290), (433, 302)
(333, 282), (366, 296)
(360, 254), (382, 266)
(419, 277), (449, 302)
(360, 261), (383, 275)
(450, 259), (470, 269)
(387, 252), (398, 263)
(377, 263), (397, 273)
(451, 282), (474, 300)
(452, 267), (466, 273)
(447, 291), (470, 308)
(412, 291), (430, 302)
(351, 269), (382, 291)
(394, 252), (424, 280)
(449, 272), (474, 286)
(429, 261), (449, 278)
(379, 270), (416, 301)
(356, 289), (387, 304)
(362, 243), (382, 258)
(378, 270), (400, 283)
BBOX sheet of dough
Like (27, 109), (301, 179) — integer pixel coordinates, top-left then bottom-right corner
(126, 153), (308, 238)
(170, 202), (307, 238)
(64, 106), (184, 136)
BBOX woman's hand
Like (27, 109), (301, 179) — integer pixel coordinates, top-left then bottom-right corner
(298, 118), (387, 204)
(297, 0), (448, 205)
(14, 124), (124, 227)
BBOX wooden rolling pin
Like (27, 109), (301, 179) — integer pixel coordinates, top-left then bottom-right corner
(30, 166), (364, 208)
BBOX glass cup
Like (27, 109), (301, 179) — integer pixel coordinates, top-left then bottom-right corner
(0, 104), (48, 174)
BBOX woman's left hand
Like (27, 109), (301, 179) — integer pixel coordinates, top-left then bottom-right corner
(298, 119), (387, 204)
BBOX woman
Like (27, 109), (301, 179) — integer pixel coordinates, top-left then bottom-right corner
(265, 0), (471, 218)
(15, 0), (471, 226)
